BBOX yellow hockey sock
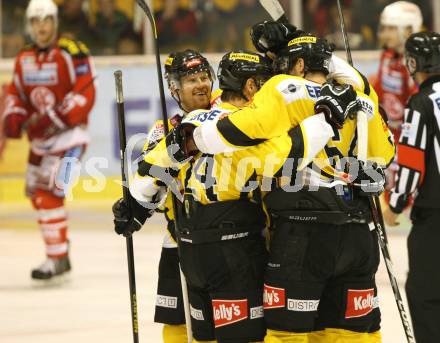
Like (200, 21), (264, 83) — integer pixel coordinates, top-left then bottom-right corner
(264, 329), (308, 342)
(308, 328), (382, 343)
(162, 324), (188, 343)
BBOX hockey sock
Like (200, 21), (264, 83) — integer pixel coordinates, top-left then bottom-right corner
(264, 329), (308, 343)
(162, 324), (188, 343)
(308, 328), (382, 343)
(32, 189), (68, 258)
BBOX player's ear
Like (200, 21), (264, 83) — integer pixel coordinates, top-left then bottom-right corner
(403, 26), (413, 40)
(243, 78), (258, 99)
(289, 58), (305, 77)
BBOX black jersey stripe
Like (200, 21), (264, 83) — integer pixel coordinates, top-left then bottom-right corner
(217, 116), (266, 147)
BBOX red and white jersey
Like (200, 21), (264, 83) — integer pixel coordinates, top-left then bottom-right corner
(373, 49), (417, 136)
(2, 37), (96, 154)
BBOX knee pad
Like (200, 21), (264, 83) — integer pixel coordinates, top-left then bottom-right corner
(308, 328), (382, 343)
(162, 324), (188, 343)
(264, 329), (308, 343)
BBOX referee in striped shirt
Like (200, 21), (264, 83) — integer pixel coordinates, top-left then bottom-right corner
(383, 31), (440, 343)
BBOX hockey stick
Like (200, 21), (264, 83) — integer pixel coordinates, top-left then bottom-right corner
(114, 70), (140, 343)
(134, 1), (193, 342)
(335, 1), (415, 342)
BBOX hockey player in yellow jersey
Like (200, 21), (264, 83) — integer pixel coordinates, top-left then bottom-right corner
(112, 49), (217, 343)
(161, 31), (394, 342)
(125, 45), (366, 341)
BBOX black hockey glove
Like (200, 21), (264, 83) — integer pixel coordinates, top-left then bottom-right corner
(112, 197), (154, 236)
(351, 161), (386, 196)
(315, 82), (361, 129)
(165, 123), (197, 163)
(250, 20), (301, 55)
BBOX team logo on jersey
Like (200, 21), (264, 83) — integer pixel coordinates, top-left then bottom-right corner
(263, 284), (286, 309)
(30, 87), (56, 114)
(75, 63), (89, 75)
(156, 294), (178, 309)
(345, 288), (378, 318)
(287, 84), (297, 93)
(382, 72), (403, 93)
(287, 299), (320, 312)
(250, 306), (264, 319)
(212, 299), (248, 328)
(22, 63), (58, 86)
(190, 304), (205, 321)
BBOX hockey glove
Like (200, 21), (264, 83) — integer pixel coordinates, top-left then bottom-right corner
(250, 20), (301, 55)
(350, 161), (386, 196)
(112, 197), (154, 236)
(165, 123), (197, 163)
(315, 82), (361, 129)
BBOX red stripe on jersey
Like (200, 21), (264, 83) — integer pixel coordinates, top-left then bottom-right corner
(397, 144), (425, 182)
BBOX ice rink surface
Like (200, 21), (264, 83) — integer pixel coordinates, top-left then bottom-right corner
(1, 201), (414, 343)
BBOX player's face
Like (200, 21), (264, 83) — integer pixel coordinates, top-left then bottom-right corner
(178, 71), (212, 111)
(378, 25), (401, 50)
(30, 16), (57, 48)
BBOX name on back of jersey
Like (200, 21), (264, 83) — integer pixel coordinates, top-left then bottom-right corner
(184, 109), (224, 125)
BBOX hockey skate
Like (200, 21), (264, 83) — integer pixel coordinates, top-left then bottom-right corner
(31, 255), (71, 281)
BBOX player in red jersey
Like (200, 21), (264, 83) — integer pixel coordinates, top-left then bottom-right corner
(372, 1), (422, 192)
(2, 0), (96, 281)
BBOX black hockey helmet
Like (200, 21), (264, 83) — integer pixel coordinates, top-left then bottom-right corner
(405, 31), (440, 75)
(218, 50), (274, 93)
(164, 49), (215, 89)
(274, 34), (334, 75)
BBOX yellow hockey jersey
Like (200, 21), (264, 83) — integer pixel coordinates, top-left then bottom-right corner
(192, 74), (395, 174)
(134, 101), (334, 205)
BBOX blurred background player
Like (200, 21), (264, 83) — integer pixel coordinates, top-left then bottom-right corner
(1, 0), (96, 281)
(372, 1), (422, 193)
(114, 49), (216, 343)
(383, 31), (440, 343)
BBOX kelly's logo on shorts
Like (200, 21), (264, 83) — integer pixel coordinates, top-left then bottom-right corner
(263, 284), (286, 309)
(212, 299), (248, 328)
(345, 288), (376, 318)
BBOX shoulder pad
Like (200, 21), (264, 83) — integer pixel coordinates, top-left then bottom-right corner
(58, 38), (90, 58)
(273, 75), (310, 101)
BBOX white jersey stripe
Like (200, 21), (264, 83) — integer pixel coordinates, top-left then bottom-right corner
(194, 122), (240, 154)
(410, 172), (420, 193)
(434, 137), (440, 175)
(60, 50), (76, 85)
(407, 110), (420, 146)
(389, 191), (400, 208)
(397, 167), (410, 194)
(420, 126), (427, 150)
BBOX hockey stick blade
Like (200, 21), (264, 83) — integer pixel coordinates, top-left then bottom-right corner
(259, 0), (288, 22)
